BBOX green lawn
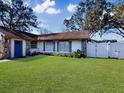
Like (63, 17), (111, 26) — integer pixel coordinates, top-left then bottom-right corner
(0, 56), (124, 93)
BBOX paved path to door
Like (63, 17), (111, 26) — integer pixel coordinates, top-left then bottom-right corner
(0, 59), (10, 63)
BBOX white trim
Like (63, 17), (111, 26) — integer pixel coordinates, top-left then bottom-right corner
(72, 40), (82, 52)
(23, 40), (26, 57)
(36, 40), (83, 54)
(10, 39), (14, 58)
(10, 39), (26, 58)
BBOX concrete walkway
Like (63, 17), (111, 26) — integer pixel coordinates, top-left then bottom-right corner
(0, 59), (10, 63)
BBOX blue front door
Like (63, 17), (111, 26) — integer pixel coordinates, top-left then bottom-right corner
(14, 40), (22, 58)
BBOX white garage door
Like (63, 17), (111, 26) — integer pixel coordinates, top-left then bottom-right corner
(87, 43), (96, 57)
(110, 43), (124, 58)
(96, 43), (109, 58)
(87, 42), (124, 59)
(118, 43), (124, 59)
(109, 43), (119, 58)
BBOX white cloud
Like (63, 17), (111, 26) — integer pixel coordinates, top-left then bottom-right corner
(67, 3), (77, 13)
(33, 0), (56, 14)
(45, 7), (61, 14)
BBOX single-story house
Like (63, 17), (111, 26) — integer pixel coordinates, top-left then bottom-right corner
(0, 26), (90, 59)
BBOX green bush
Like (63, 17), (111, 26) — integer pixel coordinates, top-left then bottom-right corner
(54, 53), (74, 58)
(73, 49), (86, 58)
(68, 53), (74, 58)
(42, 50), (86, 58)
(53, 53), (59, 56)
(73, 49), (82, 58)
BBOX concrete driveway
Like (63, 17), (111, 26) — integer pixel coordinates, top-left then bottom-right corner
(0, 59), (10, 63)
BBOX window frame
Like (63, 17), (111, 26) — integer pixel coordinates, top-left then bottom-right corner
(30, 41), (37, 49)
(58, 41), (70, 53)
(45, 42), (54, 52)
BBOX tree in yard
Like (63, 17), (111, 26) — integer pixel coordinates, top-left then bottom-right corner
(108, 3), (124, 38)
(0, 0), (38, 58)
(64, 0), (124, 38)
(64, 2), (86, 32)
(0, 0), (38, 31)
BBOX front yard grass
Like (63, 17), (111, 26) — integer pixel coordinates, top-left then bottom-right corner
(0, 56), (124, 93)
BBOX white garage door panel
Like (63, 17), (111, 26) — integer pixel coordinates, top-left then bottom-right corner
(117, 43), (124, 59)
(109, 43), (118, 58)
(96, 43), (109, 58)
(109, 43), (124, 58)
(87, 42), (124, 59)
(87, 43), (96, 57)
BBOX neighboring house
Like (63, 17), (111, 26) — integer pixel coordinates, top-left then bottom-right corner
(0, 26), (89, 59)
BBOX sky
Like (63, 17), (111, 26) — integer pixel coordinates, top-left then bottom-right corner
(5, 0), (124, 41)
(29, 0), (120, 33)
(29, 0), (124, 41)
(28, 0), (81, 33)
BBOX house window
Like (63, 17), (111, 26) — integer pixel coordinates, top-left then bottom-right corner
(31, 41), (37, 48)
(45, 42), (53, 52)
(59, 42), (69, 52)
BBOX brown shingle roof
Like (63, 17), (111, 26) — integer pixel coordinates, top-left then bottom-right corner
(0, 26), (90, 41)
(0, 27), (19, 39)
(37, 31), (89, 41)
(11, 30), (37, 40)
(0, 26), (37, 40)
